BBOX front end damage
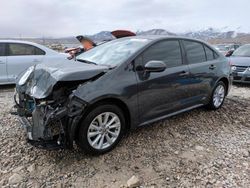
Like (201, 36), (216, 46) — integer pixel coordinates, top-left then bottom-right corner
(16, 89), (86, 149)
(14, 61), (108, 149)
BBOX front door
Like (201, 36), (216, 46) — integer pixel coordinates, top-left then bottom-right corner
(135, 40), (192, 124)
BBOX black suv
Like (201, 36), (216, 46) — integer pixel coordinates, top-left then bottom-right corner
(16, 36), (232, 154)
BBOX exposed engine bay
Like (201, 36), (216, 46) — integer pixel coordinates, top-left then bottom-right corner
(15, 60), (108, 149)
(16, 83), (86, 149)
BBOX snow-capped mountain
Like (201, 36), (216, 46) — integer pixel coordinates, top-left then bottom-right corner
(87, 28), (248, 42)
(13, 28), (250, 47)
(182, 27), (240, 40)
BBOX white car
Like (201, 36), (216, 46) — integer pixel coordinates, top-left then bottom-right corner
(0, 40), (68, 85)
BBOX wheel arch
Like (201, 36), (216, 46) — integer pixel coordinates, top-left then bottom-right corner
(216, 77), (230, 95)
(75, 97), (131, 140)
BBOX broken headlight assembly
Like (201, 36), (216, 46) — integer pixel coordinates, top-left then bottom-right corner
(18, 66), (35, 86)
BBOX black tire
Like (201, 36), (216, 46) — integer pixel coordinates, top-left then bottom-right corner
(206, 81), (226, 110)
(77, 104), (125, 155)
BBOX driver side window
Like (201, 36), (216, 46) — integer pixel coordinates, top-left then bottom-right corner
(142, 40), (183, 68)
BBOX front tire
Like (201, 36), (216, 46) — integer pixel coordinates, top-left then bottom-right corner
(207, 81), (226, 110)
(77, 104), (125, 155)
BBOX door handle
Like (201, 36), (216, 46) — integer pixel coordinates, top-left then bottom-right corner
(209, 65), (216, 70)
(179, 71), (190, 77)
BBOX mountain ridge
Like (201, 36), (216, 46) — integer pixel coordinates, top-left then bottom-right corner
(3, 28), (250, 45)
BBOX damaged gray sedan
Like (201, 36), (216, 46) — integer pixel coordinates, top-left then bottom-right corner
(15, 36), (231, 154)
(15, 37), (149, 154)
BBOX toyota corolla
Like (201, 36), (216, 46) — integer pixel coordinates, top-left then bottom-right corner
(15, 36), (232, 154)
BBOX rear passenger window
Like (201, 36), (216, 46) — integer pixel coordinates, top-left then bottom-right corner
(213, 52), (219, 59)
(143, 40), (183, 68)
(35, 47), (46, 55)
(204, 45), (219, 61)
(8, 43), (45, 56)
(0, 43), (5, 56)
(204, 46), (214, 61)
(9, 43), (35, 56)
(183, 40), (206, 64)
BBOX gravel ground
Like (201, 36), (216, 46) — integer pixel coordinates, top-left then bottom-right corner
(0, 84), (249, 188)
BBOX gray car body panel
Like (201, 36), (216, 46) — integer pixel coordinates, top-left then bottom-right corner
(16, 60), (108, 99)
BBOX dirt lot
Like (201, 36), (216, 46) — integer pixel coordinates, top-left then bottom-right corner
(0, 84), (249, 188)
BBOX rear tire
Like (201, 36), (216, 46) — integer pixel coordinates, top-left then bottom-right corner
(77, 104), (125, 155)
(207, 81), (226, 110)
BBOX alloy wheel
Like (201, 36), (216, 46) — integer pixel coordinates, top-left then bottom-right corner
(87, 112), (121, 150)
(213, 84), (225, 108)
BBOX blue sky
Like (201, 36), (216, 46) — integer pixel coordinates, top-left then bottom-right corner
(0, 0), (249, 37)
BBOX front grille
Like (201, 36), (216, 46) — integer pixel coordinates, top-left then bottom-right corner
(233, 76), (242, 80)
(245, 77), (250, 82)
(235, 66), (248, 72)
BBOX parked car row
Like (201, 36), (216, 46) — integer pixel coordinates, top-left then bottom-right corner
(213, 43), (241, 56)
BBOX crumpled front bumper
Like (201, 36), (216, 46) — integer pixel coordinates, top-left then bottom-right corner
(15, 93), (87, 150)
(17, 105), (68, 149)
(17, 116), (63, 149)
(18, 115), (33, 140)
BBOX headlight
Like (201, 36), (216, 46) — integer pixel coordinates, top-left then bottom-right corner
(18, 66), (35, 86)
(248, 67), (250, 71)
(231, 66), (237, 71)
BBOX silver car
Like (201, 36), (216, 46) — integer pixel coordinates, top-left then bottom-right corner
(230, 44), (250, 83)
(0, 40), (68, 85)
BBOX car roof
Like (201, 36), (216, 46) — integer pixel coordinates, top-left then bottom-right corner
(129, 35), (224, 56)
(125, 35), (208, 43)
(0, 39), (41, 45)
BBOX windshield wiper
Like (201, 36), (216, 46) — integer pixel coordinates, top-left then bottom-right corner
(76, 59), (97, 65)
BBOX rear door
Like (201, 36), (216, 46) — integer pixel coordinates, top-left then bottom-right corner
(182, 40), (219, 104)
(0, 43), (8, 84)
(6, 43), (45, 82)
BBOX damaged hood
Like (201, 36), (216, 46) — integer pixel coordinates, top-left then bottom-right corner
(16, 60), (108, 99)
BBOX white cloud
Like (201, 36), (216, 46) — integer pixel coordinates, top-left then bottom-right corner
(0, 0), (249, 37)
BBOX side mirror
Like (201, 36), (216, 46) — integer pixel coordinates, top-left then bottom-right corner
(225, 50), (234, 57)
(144, 60), (166, 72)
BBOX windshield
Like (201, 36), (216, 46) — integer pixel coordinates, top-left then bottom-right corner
(232, 44), (250, 57)
(77, 38), (150, 66)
